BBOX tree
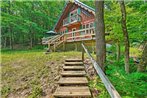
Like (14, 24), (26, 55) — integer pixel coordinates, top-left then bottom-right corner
(137, 42), (147, 72)
(1, 1), (65, 49)
(105, 1), (123, 62)
(95, 1), (106, 71)
(119, 0), (130, 73)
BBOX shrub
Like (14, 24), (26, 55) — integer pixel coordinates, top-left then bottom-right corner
(106, 62), (147, 98)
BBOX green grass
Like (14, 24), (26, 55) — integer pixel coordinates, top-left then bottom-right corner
(1, 50), (82, 98)
(105, 59), (147, 98)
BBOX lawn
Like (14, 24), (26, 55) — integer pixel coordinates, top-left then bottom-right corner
(1, 50), (82, 98)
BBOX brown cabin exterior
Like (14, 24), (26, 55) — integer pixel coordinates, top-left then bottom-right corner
(53, 0), (95, 42)
(42, 0), (97, 51)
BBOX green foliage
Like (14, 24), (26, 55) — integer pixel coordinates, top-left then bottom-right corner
(1, 1), (65, 49)
(106, 60), (147, 98)
(89, 77), (110, 98)
(104, 1), (147, 44)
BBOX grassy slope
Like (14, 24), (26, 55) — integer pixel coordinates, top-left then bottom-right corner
(1, 51), (82, 98)
(1, 50), (146, 98)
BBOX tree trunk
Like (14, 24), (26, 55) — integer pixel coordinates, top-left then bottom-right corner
(137, 42), (147, 72)
(119, 0), (130, 73)
(30, 33), (33, 49)
(11, 29), (14, 49)
(29, 28), (33, 49)
(95, 1), (106, 71)
(9, 28), (13, 49)
(8, 1), (13, 50)
(116, 41), (120, 62)
(4, 36), (7, 48)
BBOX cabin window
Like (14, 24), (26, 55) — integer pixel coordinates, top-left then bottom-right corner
(90, 22), (94, 28)
(90, 22), (94, 34)
(63, 30), (66, 34)
(82, 24), (85, 29)
(86, 24), (89, 28)
(70, 10), (78, 22)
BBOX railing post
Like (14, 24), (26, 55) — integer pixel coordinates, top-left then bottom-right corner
(82, 41), (84, 62)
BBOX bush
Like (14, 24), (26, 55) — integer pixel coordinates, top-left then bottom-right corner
(106, 61), (147, 98)
(89, 77), (110, 98)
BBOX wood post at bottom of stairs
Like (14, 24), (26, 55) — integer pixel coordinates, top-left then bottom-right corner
(62, 42), (66, 51)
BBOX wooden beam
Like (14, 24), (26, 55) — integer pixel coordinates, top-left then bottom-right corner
(82, 42), (84, 62)
(63, 42), (65, 51)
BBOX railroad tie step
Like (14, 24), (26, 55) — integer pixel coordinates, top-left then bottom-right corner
(63, 66), (85, 70)
(65, 59), (83, 62)
(64, 62), (83, 66)
(58, 77), (88, 85)
(53, 86), (91, 97)
(61, 71), (86, 77)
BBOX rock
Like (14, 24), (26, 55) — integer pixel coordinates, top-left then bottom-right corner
(54, 76), (60, 81)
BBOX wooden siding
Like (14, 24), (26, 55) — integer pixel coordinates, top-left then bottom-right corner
(55, 4), (95, 41)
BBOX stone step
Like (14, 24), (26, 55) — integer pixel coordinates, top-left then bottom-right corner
(53, 86), (91, 97)
(58, 77), (88, 85)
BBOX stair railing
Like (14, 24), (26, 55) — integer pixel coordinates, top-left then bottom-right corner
(81, 43), (121, 98)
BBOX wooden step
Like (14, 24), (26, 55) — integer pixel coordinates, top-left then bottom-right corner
(65, 59), (83, 62)
(63, 66), (85, 70)
(61, 71), (86, 76)
(53, 86), (91, 97)
(65, 62), (83, 66)
(58, 77), (88, 85)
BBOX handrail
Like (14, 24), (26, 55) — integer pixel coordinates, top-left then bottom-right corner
(49, 35), (60, 43)
(81, 43), (121, 98)
(51, 34), (64, 42)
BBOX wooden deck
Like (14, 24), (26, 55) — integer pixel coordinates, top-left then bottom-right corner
(53, 59), (91, 98)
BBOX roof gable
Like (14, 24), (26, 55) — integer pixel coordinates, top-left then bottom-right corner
(53, 0), (95, 31)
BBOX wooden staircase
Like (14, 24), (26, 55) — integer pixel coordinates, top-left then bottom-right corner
(53, 59), (91, 98)
(48, 34), (65, 52)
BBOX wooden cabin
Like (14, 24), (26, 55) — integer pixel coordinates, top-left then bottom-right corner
(42, 0), (97, 52)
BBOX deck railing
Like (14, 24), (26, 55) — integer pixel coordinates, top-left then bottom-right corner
(42, 27), (95, 44)
(63, 14), (81, 26)
(42, 37), (52, 44)
(42, 35), (60, 45)
(81, 43), (121, 98)
(64, 27), (95, 42)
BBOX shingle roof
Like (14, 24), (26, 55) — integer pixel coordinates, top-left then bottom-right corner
(74, 0), (95, 13)
(53, 0), (95, 31)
